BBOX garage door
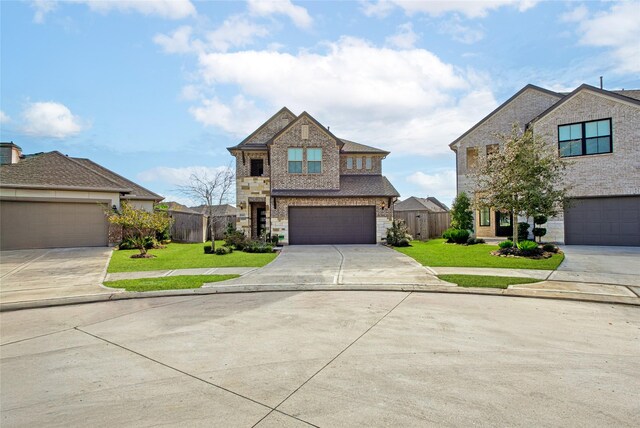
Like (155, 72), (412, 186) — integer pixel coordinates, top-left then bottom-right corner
(564, 196), (640, 246)
(0, 201), (109, 250)
(289, 206), (376, 245)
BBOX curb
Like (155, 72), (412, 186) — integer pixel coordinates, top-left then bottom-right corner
(2, 282), (638, 312)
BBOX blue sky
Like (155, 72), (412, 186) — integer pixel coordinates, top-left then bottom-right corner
(1, 0), (639, 206)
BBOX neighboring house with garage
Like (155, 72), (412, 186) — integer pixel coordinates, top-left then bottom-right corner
(227, 108), (399, 245)
(450, 83), (640, 246)
(0, 143), (163, 250)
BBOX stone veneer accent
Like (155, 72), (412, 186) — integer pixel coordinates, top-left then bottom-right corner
(235, 177), (270, 238)
(339, 154), (383, 175)
(270, 117), (341, 190)
(271, 196), (393, 244)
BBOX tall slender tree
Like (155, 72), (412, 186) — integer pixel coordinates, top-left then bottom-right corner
(472, 124), (568, 244)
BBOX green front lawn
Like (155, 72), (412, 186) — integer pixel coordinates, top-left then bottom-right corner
(396, 239), (564, 270)
(103, 274), (238, 292)
(108, 241), (277, 273)
(438, 274), (542, 289)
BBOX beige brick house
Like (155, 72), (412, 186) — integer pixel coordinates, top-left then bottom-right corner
(227, 108), (399, 244)
(450, 84), (640, 246)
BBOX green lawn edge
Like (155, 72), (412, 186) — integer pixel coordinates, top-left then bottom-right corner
(395, 239), (564, 270)
(103, 274), (239, 292)
(108, 241), (278, 273)
(438, 274), (542, 289)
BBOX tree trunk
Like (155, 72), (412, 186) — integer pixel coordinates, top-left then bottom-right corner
(512, 209), (519, 245)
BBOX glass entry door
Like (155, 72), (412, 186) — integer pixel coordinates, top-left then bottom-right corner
(495, 211), (513, 237)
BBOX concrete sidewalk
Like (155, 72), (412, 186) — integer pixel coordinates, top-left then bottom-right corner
(105, 267), (257, 282)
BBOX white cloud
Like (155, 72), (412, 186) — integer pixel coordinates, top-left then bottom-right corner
(206, 15), (269, 52)
(560, 4), (588, 23)
(21, 101), (85, 138)
(361, 0), (537, 19)
(385, 22), (418, 49)
(137, 165), (230, 186)
(574, 1), (640, 74)
(247, 0), (313, 29)
(153, 25), (198, 54)
(0, 111), (10, 124)
(31, 0), (196, 22)
(190, 36), (497, 156)
(406, 169), (457, 205)
(439, 19), (484, 44)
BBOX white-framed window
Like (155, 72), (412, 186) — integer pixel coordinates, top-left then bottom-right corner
(479, 207), (490, 227)
(346, 157), (353, 169)
(356, 157), (363, 169)
(288, 148), (303, 173)
(365, 157), (372, 170)
(307, 148), (322, 174)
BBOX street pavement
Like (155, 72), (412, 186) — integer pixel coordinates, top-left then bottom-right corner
(1, 291), (639, 427)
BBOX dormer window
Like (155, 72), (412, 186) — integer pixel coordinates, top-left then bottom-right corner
(250, 159), (264, 177)
(365, 157), (372, 170)
(356, 157), (363, 169)
(288, 148), (303, 173)
(346, 157), (353, 169)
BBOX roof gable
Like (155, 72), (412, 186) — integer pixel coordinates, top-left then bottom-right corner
(268, 111), (344, 149)
(449, 84), (562, 149)
(228, 107), (297, 151)
(530, 84), (640, 125)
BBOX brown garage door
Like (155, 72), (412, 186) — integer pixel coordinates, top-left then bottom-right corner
(0, 201), (109, 250)
(289, 206), (376, 245)
(564, 196), (640, 246)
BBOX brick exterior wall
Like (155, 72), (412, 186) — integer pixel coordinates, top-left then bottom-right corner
(270, 117), (341, 190)
(271, 196), (393, 244)
(454, 86), (640, 243)
(244, 110), (296, 146)
(339, 154), (383, 174)
(234, 151), (270, 179)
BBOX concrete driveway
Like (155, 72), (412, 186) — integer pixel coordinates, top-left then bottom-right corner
(216, 245), (449, 287)
(2, 292), (638, 427)
(547, 245), (640, 287)
(0, 247), (113, 304)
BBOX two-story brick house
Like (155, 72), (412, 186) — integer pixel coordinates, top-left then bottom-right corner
(227, 108), (399, 244)
(450, 83), (640, 246)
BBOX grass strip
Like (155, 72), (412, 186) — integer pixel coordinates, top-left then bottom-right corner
(438, 274), (542, 289)
(103, 274), (239, 292)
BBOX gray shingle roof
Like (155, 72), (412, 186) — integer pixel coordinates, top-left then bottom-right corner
(271, 175), (399, 197)
(0, 151), (162, 201)
(339, 139), (389, 154)
(190, 204), (239, 216)
(72, 157), (162, 200)
(394, 196), (449, 212)
(612, 89), (640, 101)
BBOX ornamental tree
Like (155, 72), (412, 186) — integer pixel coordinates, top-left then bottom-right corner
(450, 191), (474, 231)
(108, 202), (173, 257)
(472, 124), (568, 245)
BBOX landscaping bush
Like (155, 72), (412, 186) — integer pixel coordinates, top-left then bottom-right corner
(543, 243), (558, 253)
(517, 222), (531, 241)
(119, 236), (155, 250)
(243, 240), (273, 253)
(386, 219), (413, 247)
(517, 240), (538, 251)
(203, 244), (212, 254)
(270, 234), (280, 246)
(224, 228), (248, 250)
(466, 237), (485, 245)
(532, 227), (547, 240)
(214, 246), (233, 255)
(498, 240), (513, 249)
(442, 228), (470, 244)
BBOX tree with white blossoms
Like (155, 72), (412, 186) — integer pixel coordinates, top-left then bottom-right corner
(472, 124), (569, 245)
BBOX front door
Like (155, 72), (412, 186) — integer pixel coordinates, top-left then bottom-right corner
(495, 211), (513, 237)
(256, 207), (266, 238)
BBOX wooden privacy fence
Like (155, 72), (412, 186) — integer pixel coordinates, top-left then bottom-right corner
(394, 210), (451, 240)
(168, 210), (207, 243)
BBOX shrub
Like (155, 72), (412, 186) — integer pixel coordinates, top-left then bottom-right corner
(517, 240), (538, 251)
(203, 244), (212, 254)
(443, 228), (469, 244)
(386, 219), (413, 247)
(270, 234), (280, 246)
(532, 227), (547, 238)
(533, 215), (548, 225)
(243, 240), (273, 253)
(466, 237), (485, 245)
(224, 228), (248, 250)
(542, 243), (557, 253)
(119, 236), (155, 250)
(450, 192), (473, 230)
(498, 240), (513, 249)
(475, 238), (485, 244)
(215, 246), (233, 255)
(517, 222), (531, 241)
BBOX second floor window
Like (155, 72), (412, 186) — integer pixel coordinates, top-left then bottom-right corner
(346, 157), (353, 169)
(466, 147), (478, 170)
(365, 157), (372, 170)
(250, 159), (264, 177)
(356, 157), (363, 169)
(559, 118), (612, 157)
(288, 148), (303, 173)
(307, 148), (322, 173)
